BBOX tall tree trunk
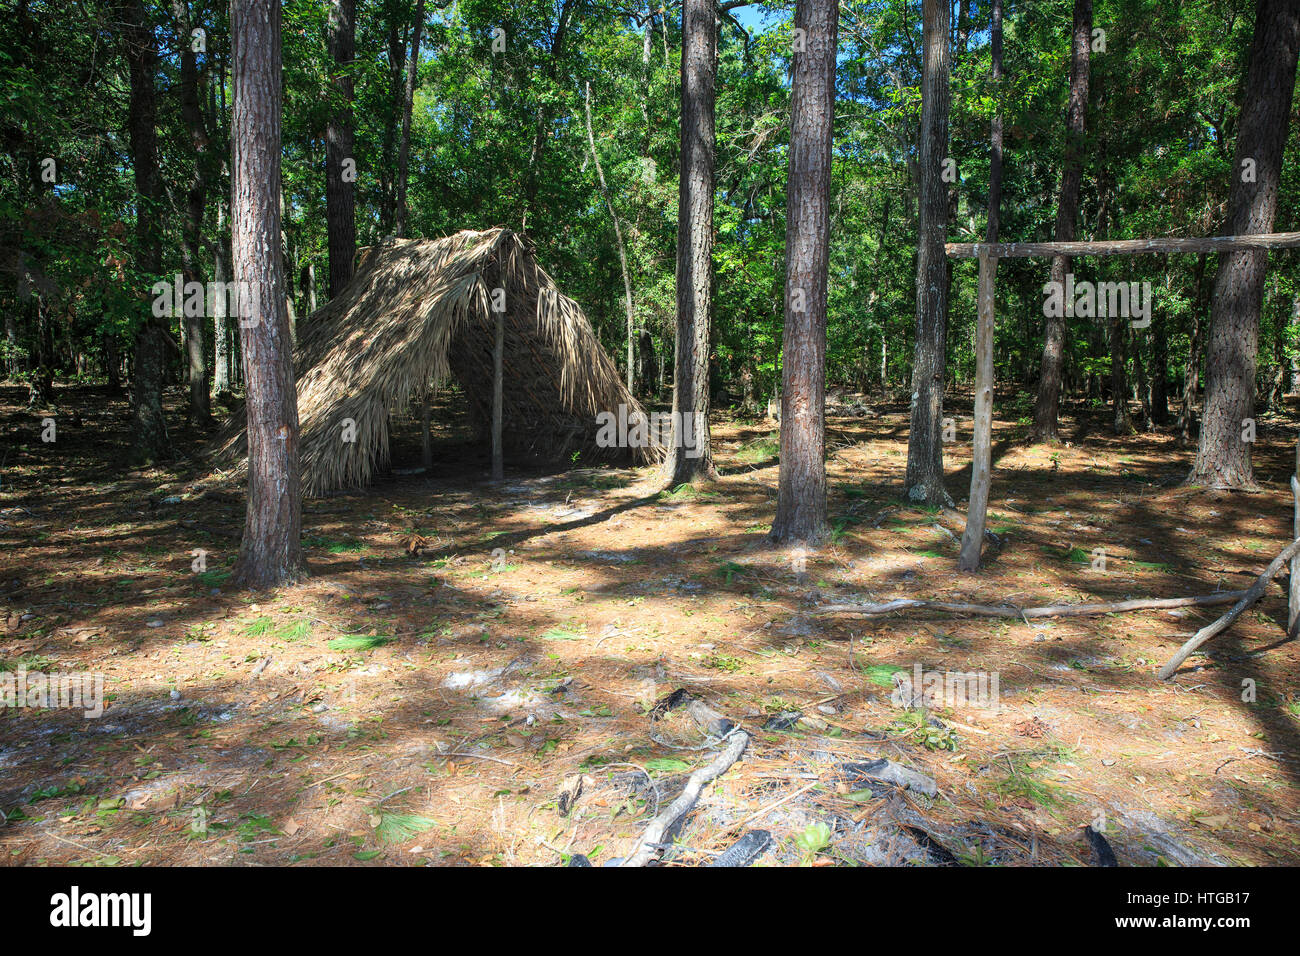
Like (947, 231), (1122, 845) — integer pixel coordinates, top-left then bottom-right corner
(1151, 272), (1171, 425)
(378, 9), (404, 233)
(1289, 290), (1300, 393)
(985, 0), (1004, 248)
(301, 262), (317, 315)
(1178, 253), (1209, 442)
(584, 82), (637, 394)
(325, 0), (357, 298)
(229, 0), (305, 588)
(975, 0), (1004, 394)
(663, 0), (716, 484)
(213, 202), (231, 395)
(904, 0), (951, 505)
(1192, 0), (1300, 488)
(1110, 314), (1135, 434)
(173, 0), (212, 425)
(771, 0), (837, 545)
(3, 312), (17, 380)
(519, 0), (575, 233)
(104, 332), (121, 393)
(1134, 328), (1155, 431)
(1031, 0), (1092, 443)
(119, 0), (171, 462)
(394, 0), (425, 238)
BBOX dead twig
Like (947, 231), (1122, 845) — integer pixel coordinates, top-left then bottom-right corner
(820, 591), (1248, 621)
(1158, 537), (1300, 679)
(620, 728), (750, 867)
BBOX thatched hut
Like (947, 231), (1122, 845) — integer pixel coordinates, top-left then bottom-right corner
(212, 228), (660, 496)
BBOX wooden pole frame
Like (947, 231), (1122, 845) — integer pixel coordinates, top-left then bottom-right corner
(947, 231), (1300, 259)
(948, 230), (1300, 570)
(959, 251), (996, 570)
(491, 308), (504, 481)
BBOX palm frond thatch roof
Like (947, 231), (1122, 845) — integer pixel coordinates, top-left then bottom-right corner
(212, 227), (660, 496)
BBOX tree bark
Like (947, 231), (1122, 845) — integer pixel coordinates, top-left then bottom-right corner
(770, 0), (837, 545)
(1177, 253), (1209, 442)
(1151, 283), (1170, 424)
(1110, 314), (1135, 434)
(394, 0), (425, 238)
(1290, 291), (1300, 393)
(1031, 0), (1092, 443)
(172, 0), (212, 425)
(903, 0), (951, 505)
(325, 0), (357, 298)
(1192, 0), (1300, 489)
(584, 82), (637, 395)
(663, 0), (717, 484)
(985, 0), (1003, 248)
(229, 0), (305, 588)
(213, 201), (231, 395)
(119, 0), (171, 463)
(520, 0), (575, 233)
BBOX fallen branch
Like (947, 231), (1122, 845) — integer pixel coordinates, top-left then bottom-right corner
(1157, 537), (1300, 680)
(818, 592), (1248, 620)
(620, 728), (749, 867)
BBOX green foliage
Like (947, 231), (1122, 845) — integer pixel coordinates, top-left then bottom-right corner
(327, 634), (390, 652)
(2, 0), (1286, 470)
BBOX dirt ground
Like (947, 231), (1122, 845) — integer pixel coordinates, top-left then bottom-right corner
(2, 382), (1299, 866)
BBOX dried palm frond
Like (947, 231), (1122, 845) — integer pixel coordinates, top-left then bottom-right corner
(210, 228), (661, 496)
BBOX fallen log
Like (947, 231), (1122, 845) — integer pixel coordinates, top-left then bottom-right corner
(1157, 537), (1300, 680)
(818, 592), (1248, 620)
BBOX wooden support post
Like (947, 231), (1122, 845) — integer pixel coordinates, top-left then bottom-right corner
(420, 388), (433, 470)
(491, 309), (504, 481)
(959, 251), (996, 571)
(1291, 436), (1300, 632)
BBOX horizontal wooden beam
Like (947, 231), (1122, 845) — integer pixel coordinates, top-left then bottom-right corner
(945, 231), (1300, 259)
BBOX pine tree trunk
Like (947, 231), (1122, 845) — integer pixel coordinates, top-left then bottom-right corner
(325, 0), (357, 298)
(985, 0), (1004, 248)
(229, 0), (305, 589)
(213, 203), (231, 395)
(1289, 291), (1300, 393)
(519, 0), (575, 233)
(119, 0), (170, 462)
(1151, 301), (1170, 424)
(1192, 0), (1300, 488)
(585, 82), (637, 395)
(394, 0), (425, 238)
(771, 0), (837, 545)
(1031, 0), (1092, 443)
(173, 0), (212, 425)
(104, 332), (121, 393)
(903, 0), (951, 505)
(1110, 315), (1135, 434)
(663, 0), (716, 484)
(4, 311), (17, 380)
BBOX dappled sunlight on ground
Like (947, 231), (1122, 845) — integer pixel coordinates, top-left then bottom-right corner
(1, 384), (1299, 866)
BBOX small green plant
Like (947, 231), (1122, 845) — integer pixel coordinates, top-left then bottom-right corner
(327, 634), (390, 652)
(540, 623), (586, 642)
(793, 822), (832, 865)
(659, 483), (720, 501)
(888, 711), (959, 752)
(243, 616), (275, 637)
(735, 434), (780, 463)
(715, 561), (747, 584)
(373, 811), (437, 845)
(703, 653), (743, 673)
(0, 654), (57, 673)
